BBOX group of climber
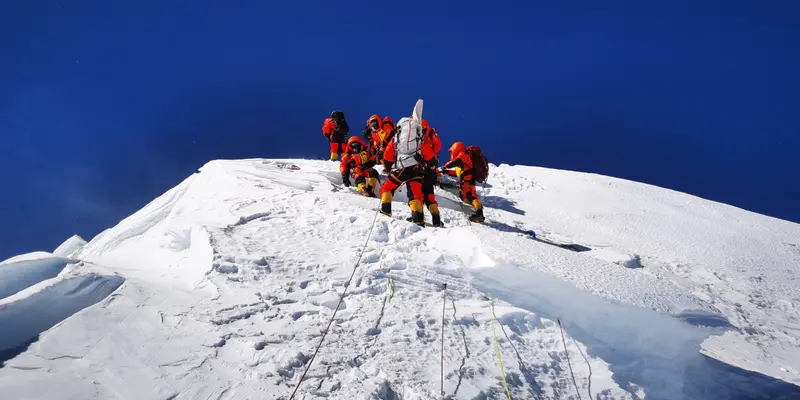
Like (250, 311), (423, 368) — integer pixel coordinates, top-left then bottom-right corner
(322, 109), (487, 226)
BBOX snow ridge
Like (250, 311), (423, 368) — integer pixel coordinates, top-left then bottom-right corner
(0, 255), (72, 300)
(52, 235), (88, 258)
(0, 158), (798, 400)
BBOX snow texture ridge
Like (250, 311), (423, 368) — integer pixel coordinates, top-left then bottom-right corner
(0, 254), (72, 300)
(0, 272), (124, 360)
(52, 235), (88, 257)
(0, 158), (798, 400)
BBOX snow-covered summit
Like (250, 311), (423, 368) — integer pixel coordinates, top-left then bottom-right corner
(52, 234), (88, 258)
(0, 158), (798, 399)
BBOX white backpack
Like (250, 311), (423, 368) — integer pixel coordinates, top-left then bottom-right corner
(393, 99), (424, 170)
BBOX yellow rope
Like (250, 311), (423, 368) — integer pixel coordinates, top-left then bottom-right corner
(387, 278), (395, 303)
(488, 297), (512, 399)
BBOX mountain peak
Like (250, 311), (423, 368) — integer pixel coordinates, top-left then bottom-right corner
(52, 235), (88, 258)
(1, 158), (798, 399)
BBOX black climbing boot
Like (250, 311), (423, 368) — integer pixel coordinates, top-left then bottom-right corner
(411, 211), (425, 227)
(380, 202), (392, 218)
(468, 208), (485, 223)
(431, 213), (444, 227)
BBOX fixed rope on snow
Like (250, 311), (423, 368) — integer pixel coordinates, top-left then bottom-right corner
(304, 170), (594, 399)
(441, 283), (448, 397)
(490, 297), (546, 400)
(573, 335), (593, 400)
(484, 296), (513, 400)
(289, 202), (382, 400)
(558, 318), (582, 400)
(454, 187), (511, 399)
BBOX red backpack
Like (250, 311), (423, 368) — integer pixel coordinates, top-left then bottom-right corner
(466, 146), (489, 183)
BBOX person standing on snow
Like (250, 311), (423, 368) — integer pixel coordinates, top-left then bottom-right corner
(379, 101), (431, 227)
(340, 137), (380, 197)
(322, 110), (350, 161)
(440, 142), (485, 222)
(412, 120), (443, 227)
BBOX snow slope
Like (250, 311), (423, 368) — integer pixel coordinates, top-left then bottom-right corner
(52, 234), (88, 257)
(0, 254), (72, 300)
(0, 158), (798, 400)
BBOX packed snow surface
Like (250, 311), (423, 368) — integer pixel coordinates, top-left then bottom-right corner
(52, 234), (88, 257)
(1, 158), (798, 400)
(0, 253), (72, 300)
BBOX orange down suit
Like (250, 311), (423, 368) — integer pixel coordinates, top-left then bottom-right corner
(378, 119), (443, 227)
(340, 137), (379, 196)
(420, 120), (442, 210)
(443, 142), (484, 218)
(323, 118), (348, 161)
(379, 139), (426, 225)
(366, 115), (395, 157)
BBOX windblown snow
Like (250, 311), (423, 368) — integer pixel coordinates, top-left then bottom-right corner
(52, 234), (88, 258)
(1, 158), (798, 400)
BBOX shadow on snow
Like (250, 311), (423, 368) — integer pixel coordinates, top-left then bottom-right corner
(482, 195), (526, 215)
(468, 264), (800, 400)
(0, 274), (125, 367)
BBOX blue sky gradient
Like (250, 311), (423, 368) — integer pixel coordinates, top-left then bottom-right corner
(1, 1), (799, 260)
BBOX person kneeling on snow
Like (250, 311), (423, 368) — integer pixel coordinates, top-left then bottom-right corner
(375, 116), (396, 160)
(362, 114), (382, 146)
(363, 114), (396, 161)
(440, 142), (485, 222)
(341, 137), (379, 197)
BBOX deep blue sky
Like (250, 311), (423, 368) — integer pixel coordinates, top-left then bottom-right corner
(2, 1), (799, 260)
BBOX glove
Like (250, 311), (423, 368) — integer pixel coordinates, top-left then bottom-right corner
(439, 166), (447, 174)
(362, 127), (372, 139)
(426, 157), (437, 170)
(342, 174), (351, 187)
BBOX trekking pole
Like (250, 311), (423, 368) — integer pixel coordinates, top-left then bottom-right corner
(441, 283), (447, 397)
